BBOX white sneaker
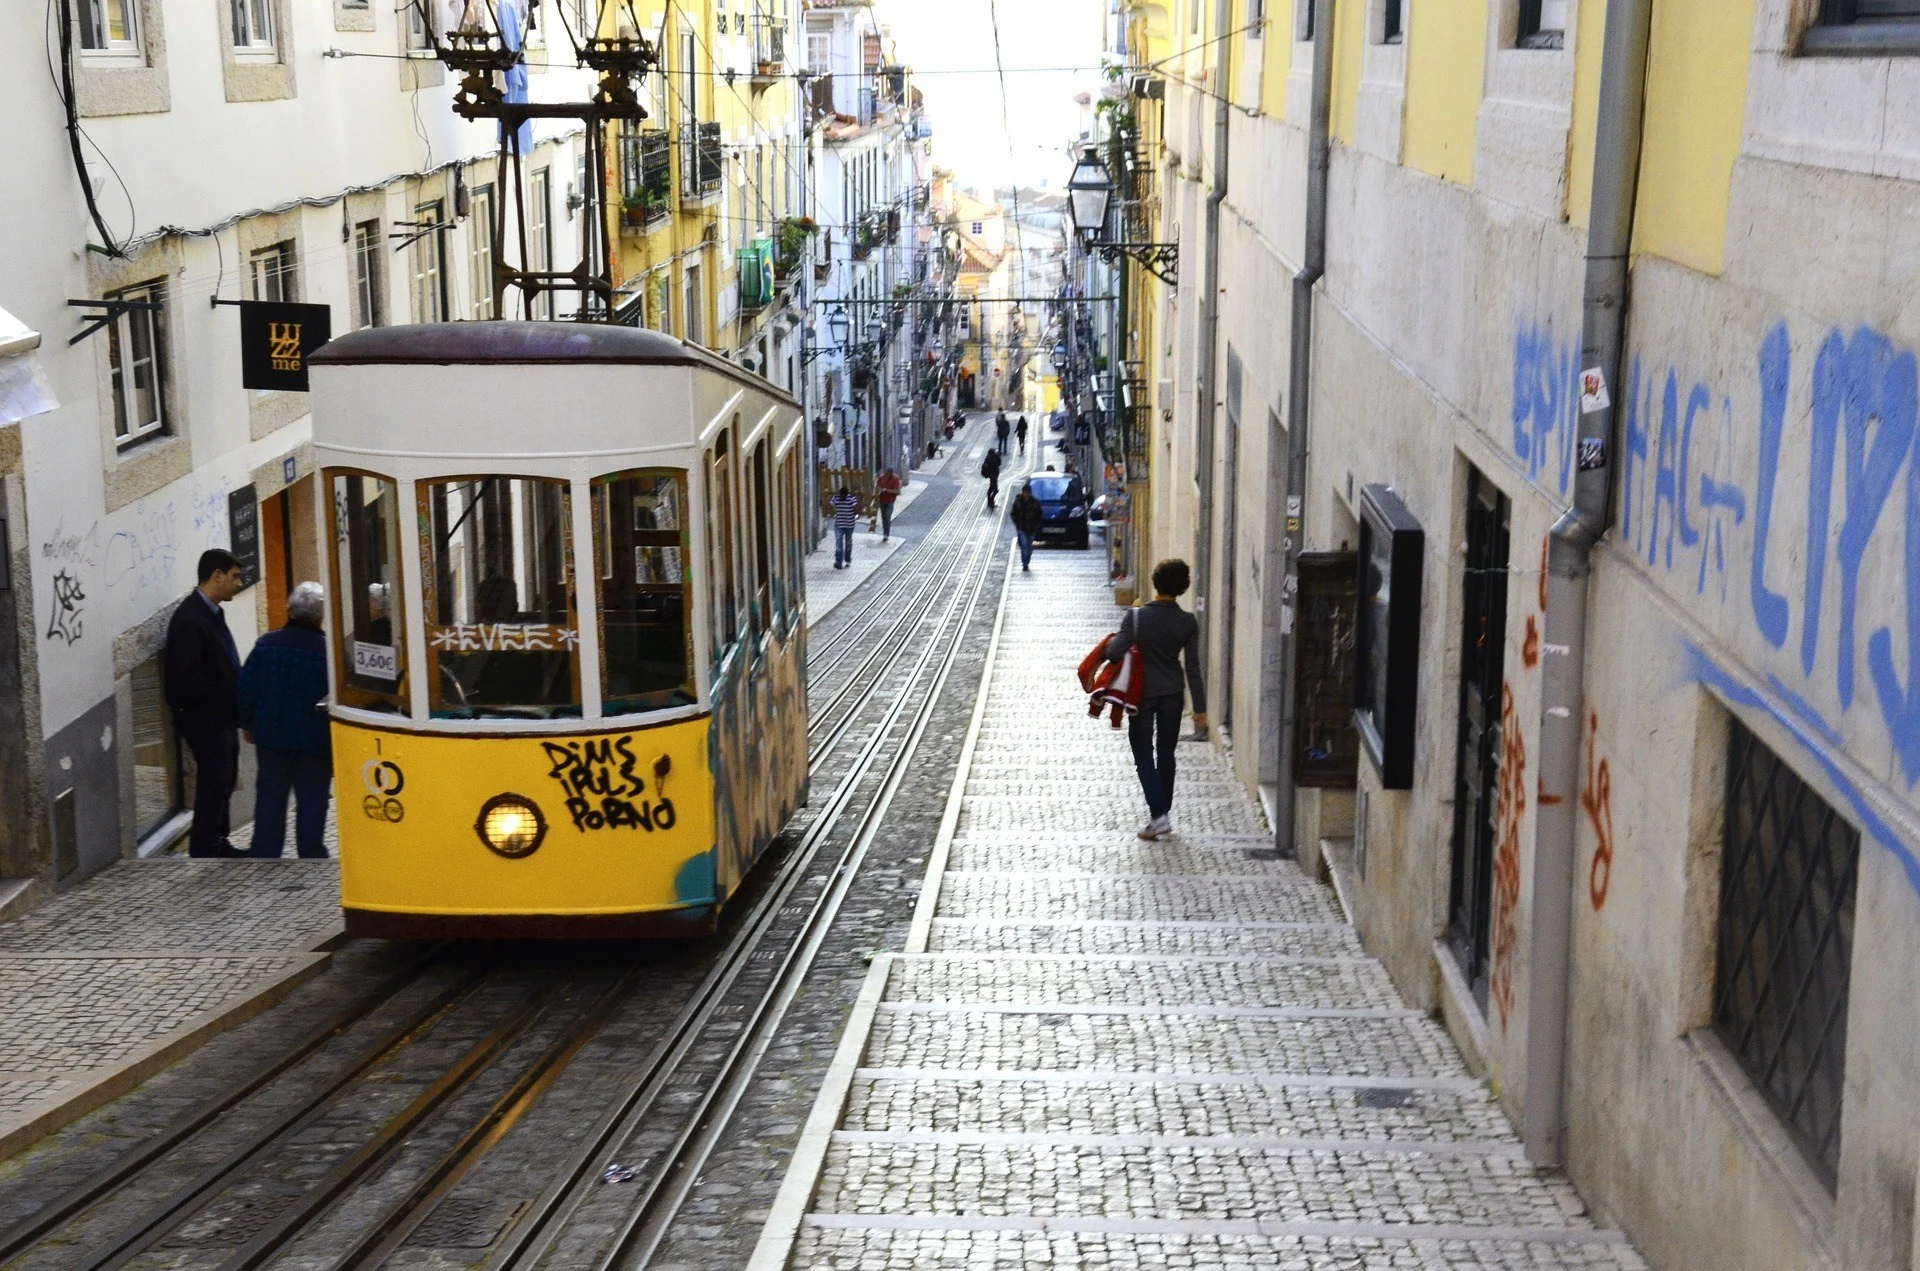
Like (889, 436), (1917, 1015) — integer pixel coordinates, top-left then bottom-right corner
(1137, 814), (1171, 841)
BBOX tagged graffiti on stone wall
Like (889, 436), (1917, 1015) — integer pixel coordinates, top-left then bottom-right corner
(1512, 320), (1920, 798)
(1583, 709), (1614, 910)
(45, 571), (85, 644)
(35, 482), (229, 648)
(1488, 684), (1526, 1030)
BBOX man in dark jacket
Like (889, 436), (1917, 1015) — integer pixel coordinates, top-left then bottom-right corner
(980, 446), (1002, 510)
(1010, 482), (1043, 571)
(240, 582), (333, 858)
(994, 411), (1011, 456)
(164, 549), (247, 857)
(1106, 558), (1209, 841)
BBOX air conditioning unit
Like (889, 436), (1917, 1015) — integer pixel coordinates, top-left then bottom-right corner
(1131, 75), (1164, 100)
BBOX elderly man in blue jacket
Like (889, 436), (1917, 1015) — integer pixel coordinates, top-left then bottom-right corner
(239, 582), (334, 858)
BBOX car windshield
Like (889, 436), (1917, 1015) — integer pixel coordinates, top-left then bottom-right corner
(1028, 476), (1083, 503)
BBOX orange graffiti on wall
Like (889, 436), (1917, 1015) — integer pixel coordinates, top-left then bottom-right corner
(1583, 709), (1614, 910)
(1538, 533), (1550, 613)
(1488, 684), (1526, 1030)
(1522, 614), (1540, 670)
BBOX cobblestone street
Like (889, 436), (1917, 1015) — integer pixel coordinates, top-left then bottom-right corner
(754, 548), (1647, 1269)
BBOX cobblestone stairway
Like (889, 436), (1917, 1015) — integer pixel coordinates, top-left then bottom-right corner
(755, 547), (1645, 1269)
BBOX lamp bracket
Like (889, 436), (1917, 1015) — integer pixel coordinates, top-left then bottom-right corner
(1095, 241), (1180, 288)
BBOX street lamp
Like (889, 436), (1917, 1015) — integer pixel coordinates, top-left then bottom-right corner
(828, 305), (850, 348)
(1066, 147), (1114, 248)
(1050, 343), (1068, 372)
(1063, 147), (1180, 287)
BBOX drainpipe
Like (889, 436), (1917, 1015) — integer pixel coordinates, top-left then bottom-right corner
(1271, 0), (1335, 859)
(1523, 0), (1654, 1167)
(1192, 0), (1232, 655)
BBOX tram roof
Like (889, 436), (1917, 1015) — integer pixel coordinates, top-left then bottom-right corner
(311, 321), (799, 408)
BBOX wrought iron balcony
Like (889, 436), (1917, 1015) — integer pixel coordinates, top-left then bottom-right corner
(751, 13), (786, 82)
(679, 121), (723, 204)
(618, 129), (673, 231)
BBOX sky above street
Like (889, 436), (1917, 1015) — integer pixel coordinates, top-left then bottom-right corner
(873, 0), (1107, 194)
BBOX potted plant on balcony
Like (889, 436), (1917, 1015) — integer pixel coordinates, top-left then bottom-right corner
(621, 194), (653, 230)
(775, 215), (814, 281)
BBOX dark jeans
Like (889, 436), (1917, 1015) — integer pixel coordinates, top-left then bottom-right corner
(879, 502), (894, 538)
(834, 526), (854, 565)
(1016, 530), (1034, 567)
(180, 719), (237, 857)
(252, 747), (333, 858)
(986, 475), (999, 508)
(1128, 694), (1183, 818)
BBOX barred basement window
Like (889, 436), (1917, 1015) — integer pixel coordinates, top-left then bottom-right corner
(1713, 717), (1859, 1191)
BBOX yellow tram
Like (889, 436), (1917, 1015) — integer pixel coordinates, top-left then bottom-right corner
(307, 323), (809, 937)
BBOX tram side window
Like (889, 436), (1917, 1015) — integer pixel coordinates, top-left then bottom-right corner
(593, 469), (695, 714)
(707, 433), (740, 659)
(329, 471), (407, 711)
(782, 448), (803, 625)
(750, 440), (773, 636)
(423, 477), (581, 719)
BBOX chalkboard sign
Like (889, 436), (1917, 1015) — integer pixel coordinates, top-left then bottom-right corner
(227, 485), (260, 590)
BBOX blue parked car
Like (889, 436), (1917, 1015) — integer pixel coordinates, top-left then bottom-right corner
(1027, 473), (1090, 549)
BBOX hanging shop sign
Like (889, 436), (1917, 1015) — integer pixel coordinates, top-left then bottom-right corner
(237, 301), (332, 392)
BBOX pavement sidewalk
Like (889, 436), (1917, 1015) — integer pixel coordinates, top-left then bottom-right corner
(0, 858), (340, 1157)
(753, 549), (1645, 1268)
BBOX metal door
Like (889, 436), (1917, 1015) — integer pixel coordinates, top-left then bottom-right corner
(1446, 470), (1510, 1007)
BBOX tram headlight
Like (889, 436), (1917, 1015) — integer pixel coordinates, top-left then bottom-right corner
(475, 793), (548, 858)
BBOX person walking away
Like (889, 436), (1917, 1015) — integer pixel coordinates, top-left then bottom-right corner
(830, 485), (859, 569)
(1107, 559), (1208, 840)
(1010, 482), (1042, 571)
(980, 446), (1002, 511)
(876, 468), (903, 540)
(239, 582), (333, 858)
(164, 549), (248, 858)
(1015, 415), (1030, 455)
(995, 411), (1010, 456)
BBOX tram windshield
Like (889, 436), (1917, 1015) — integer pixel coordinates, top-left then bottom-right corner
(329, 472), (407, 712)
(423, 477), (582, 719)
(592, 469), (695, 714)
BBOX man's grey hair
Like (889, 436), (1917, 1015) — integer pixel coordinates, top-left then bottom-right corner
(287, 581), (327, 627)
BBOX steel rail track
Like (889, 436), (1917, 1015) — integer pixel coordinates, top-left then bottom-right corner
(479, 457), (1023, 1271)
(0, 441), (1022, 1271)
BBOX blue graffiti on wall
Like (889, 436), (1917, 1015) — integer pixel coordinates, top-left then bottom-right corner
(1512, 318), (1920, 838)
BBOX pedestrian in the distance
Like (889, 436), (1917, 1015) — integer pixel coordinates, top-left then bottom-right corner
(980, 446), (1002, 511)
(1107, 559), (1209, 841)
(876, 467), (903, 540)
(1015, 415), (1029, 455)
(164, 549), (248, 858)
(831, 485), (858, 569)
(995, 411), (1011, 456)
(1011, 482), (1042, 571)
(239, 582), (333, 859)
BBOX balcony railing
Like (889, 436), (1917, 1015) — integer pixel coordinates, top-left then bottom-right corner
(738, 237), (774, 311)
(680, 121), (723, 203)
(618, 130), (673, 231)
(852, 212), (880, 260)
(751, 13), (786, 80)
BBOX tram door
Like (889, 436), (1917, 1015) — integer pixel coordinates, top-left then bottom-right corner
(1446, 470), (1510, 1008)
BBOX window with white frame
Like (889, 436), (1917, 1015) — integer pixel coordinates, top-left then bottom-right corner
(104, 281), (168, 448)
(469, 183), (496, 319)
(351, 220), (384, 330)
(231, 0), (274, 51)
(77, 0), (141, 55)
(412, 200), (448, 322)
(530, 168), (553, 319)
(250, 240), (298, 303)
(1297, 0), (1315, 39)
(1517, 0), (1567, 47)
(806, 22), (830, 71)
(684, 263), (704, 343)
(406, 0), (434, 50)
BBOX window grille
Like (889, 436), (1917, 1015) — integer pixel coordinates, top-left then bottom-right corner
(106, 280), (168, 448)
(1713, 717), (1859, 1192)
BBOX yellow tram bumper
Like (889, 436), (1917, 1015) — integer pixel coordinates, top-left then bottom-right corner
(331, 713), (718, 939)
